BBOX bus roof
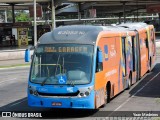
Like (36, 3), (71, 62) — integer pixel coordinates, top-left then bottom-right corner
(38, 25), (127, 45)
(118, 22), (148, 31)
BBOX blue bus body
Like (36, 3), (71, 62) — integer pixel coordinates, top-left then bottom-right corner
(28, 82), (96, 109)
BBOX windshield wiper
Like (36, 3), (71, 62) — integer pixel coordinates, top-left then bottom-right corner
(41, 77), (49, 86)
(62, 57), (65, 74)
(68, 79), (75, 87)
(70, 82), (75, 87)
(41, 66), (50, 86)
(55, 55), (61, 76)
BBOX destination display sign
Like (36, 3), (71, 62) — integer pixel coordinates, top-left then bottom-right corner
(44, 46), (88, 53)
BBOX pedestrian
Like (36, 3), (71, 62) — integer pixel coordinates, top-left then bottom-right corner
(10, 35), (13, 46)
(13, 35), (16, 46)
(0, 35), (2, 46)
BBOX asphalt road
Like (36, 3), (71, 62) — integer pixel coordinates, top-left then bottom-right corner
(0, 56), (160, 120)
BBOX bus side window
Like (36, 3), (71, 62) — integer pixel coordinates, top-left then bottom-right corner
(145, 32), (149, 48)
(96, 47), (103, 72)
(151, 29), (154, 40)
(151, 30), (156, 55)
(132, 36), (136, 71)
(145, 39), (149, 48)
(122, 37), (127, 76)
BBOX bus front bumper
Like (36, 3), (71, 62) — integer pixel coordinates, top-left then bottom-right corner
(28, 91), (95, 109)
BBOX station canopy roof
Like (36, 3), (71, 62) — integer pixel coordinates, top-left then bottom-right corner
(0, 0), (160, 16)
(0, 0), (50, 3)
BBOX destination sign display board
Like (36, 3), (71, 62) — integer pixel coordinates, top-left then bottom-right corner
(44, 46), (88, 53)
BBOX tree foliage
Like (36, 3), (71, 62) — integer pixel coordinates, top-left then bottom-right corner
(15, 10), (32, 22)
(7, 10), (32, 22)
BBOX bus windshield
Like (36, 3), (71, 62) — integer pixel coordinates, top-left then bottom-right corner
(30, 44), (94, 85)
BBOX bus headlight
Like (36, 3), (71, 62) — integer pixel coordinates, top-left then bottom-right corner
(29, 89), (33, 94)
(28, 85), (38, 96)
(84, 91), (90, 96)
(33, 90), (38, 96)
(78, 86), (93, 97)
(80, 92), (85, 97)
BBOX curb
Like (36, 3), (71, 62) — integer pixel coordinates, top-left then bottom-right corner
(0, 50), (33, 61)
(0, 65), (30, 70)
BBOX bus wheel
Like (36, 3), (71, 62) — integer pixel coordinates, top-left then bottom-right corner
(106, 82), (111, 103)
(126, 74), (132, 90)
(148, 58), (152, 72)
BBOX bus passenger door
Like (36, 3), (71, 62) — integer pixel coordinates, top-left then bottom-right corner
(145, 32), (150, 70)
(151, 29), (156, 57)
(131, 36), (138, 83)
(146, 29), (150, 60)
(135, 32), (140, 80)
(150, 29), (156, 67)
(121, 37), (127, 88)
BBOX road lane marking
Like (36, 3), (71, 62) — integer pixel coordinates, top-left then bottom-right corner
(105, 71), (160, 117)
(9, 98), (27, 107)
(114, 72), (160, 111)
(0, 78), (17, 85)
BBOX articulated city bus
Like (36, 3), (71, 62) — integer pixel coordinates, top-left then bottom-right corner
(119, 23), (156, 79)
(25, 23), (156, 109)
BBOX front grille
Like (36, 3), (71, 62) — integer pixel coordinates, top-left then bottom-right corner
(38, 91), (80, 97)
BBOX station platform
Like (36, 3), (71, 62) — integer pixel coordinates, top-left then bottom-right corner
(0, 46), (27, 51)
(0, 46), (33, 67)
(0, 46), (27, 61)
(0, 46), (33, 61)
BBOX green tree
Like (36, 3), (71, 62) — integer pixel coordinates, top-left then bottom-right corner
(15, 10), (32, 22)
(7, 10), (32, 22)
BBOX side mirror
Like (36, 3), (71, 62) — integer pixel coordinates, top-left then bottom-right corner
(31, 55), (33, 60)
(25, 49), (30, 62)
(98, 50), (103, 63)
(28, 45), (35, 50)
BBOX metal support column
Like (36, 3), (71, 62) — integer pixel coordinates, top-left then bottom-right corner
(133, 13), (135, 22)
(33, 0), (37, 46)
(123, 2), (126, 23)
(136, 0), (138, 22)
(42, 4), (48, 24)
(119, 13), (121, 24)
(78, 3), (81, 20)
(11, 4), (15, 23)
(158, 13), (160, 27)
(152, 14), (154, 20)
(4, 9), (7, 23)
(51, 0), (56, 30)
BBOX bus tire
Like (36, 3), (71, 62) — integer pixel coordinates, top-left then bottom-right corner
(126, 73), (132, 90)
(148, 57), (152, 72)
(106, 82), (111, 103)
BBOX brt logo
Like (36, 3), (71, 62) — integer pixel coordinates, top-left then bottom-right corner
(2, 112), (11, 117)
(104, 45), (109, 61)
